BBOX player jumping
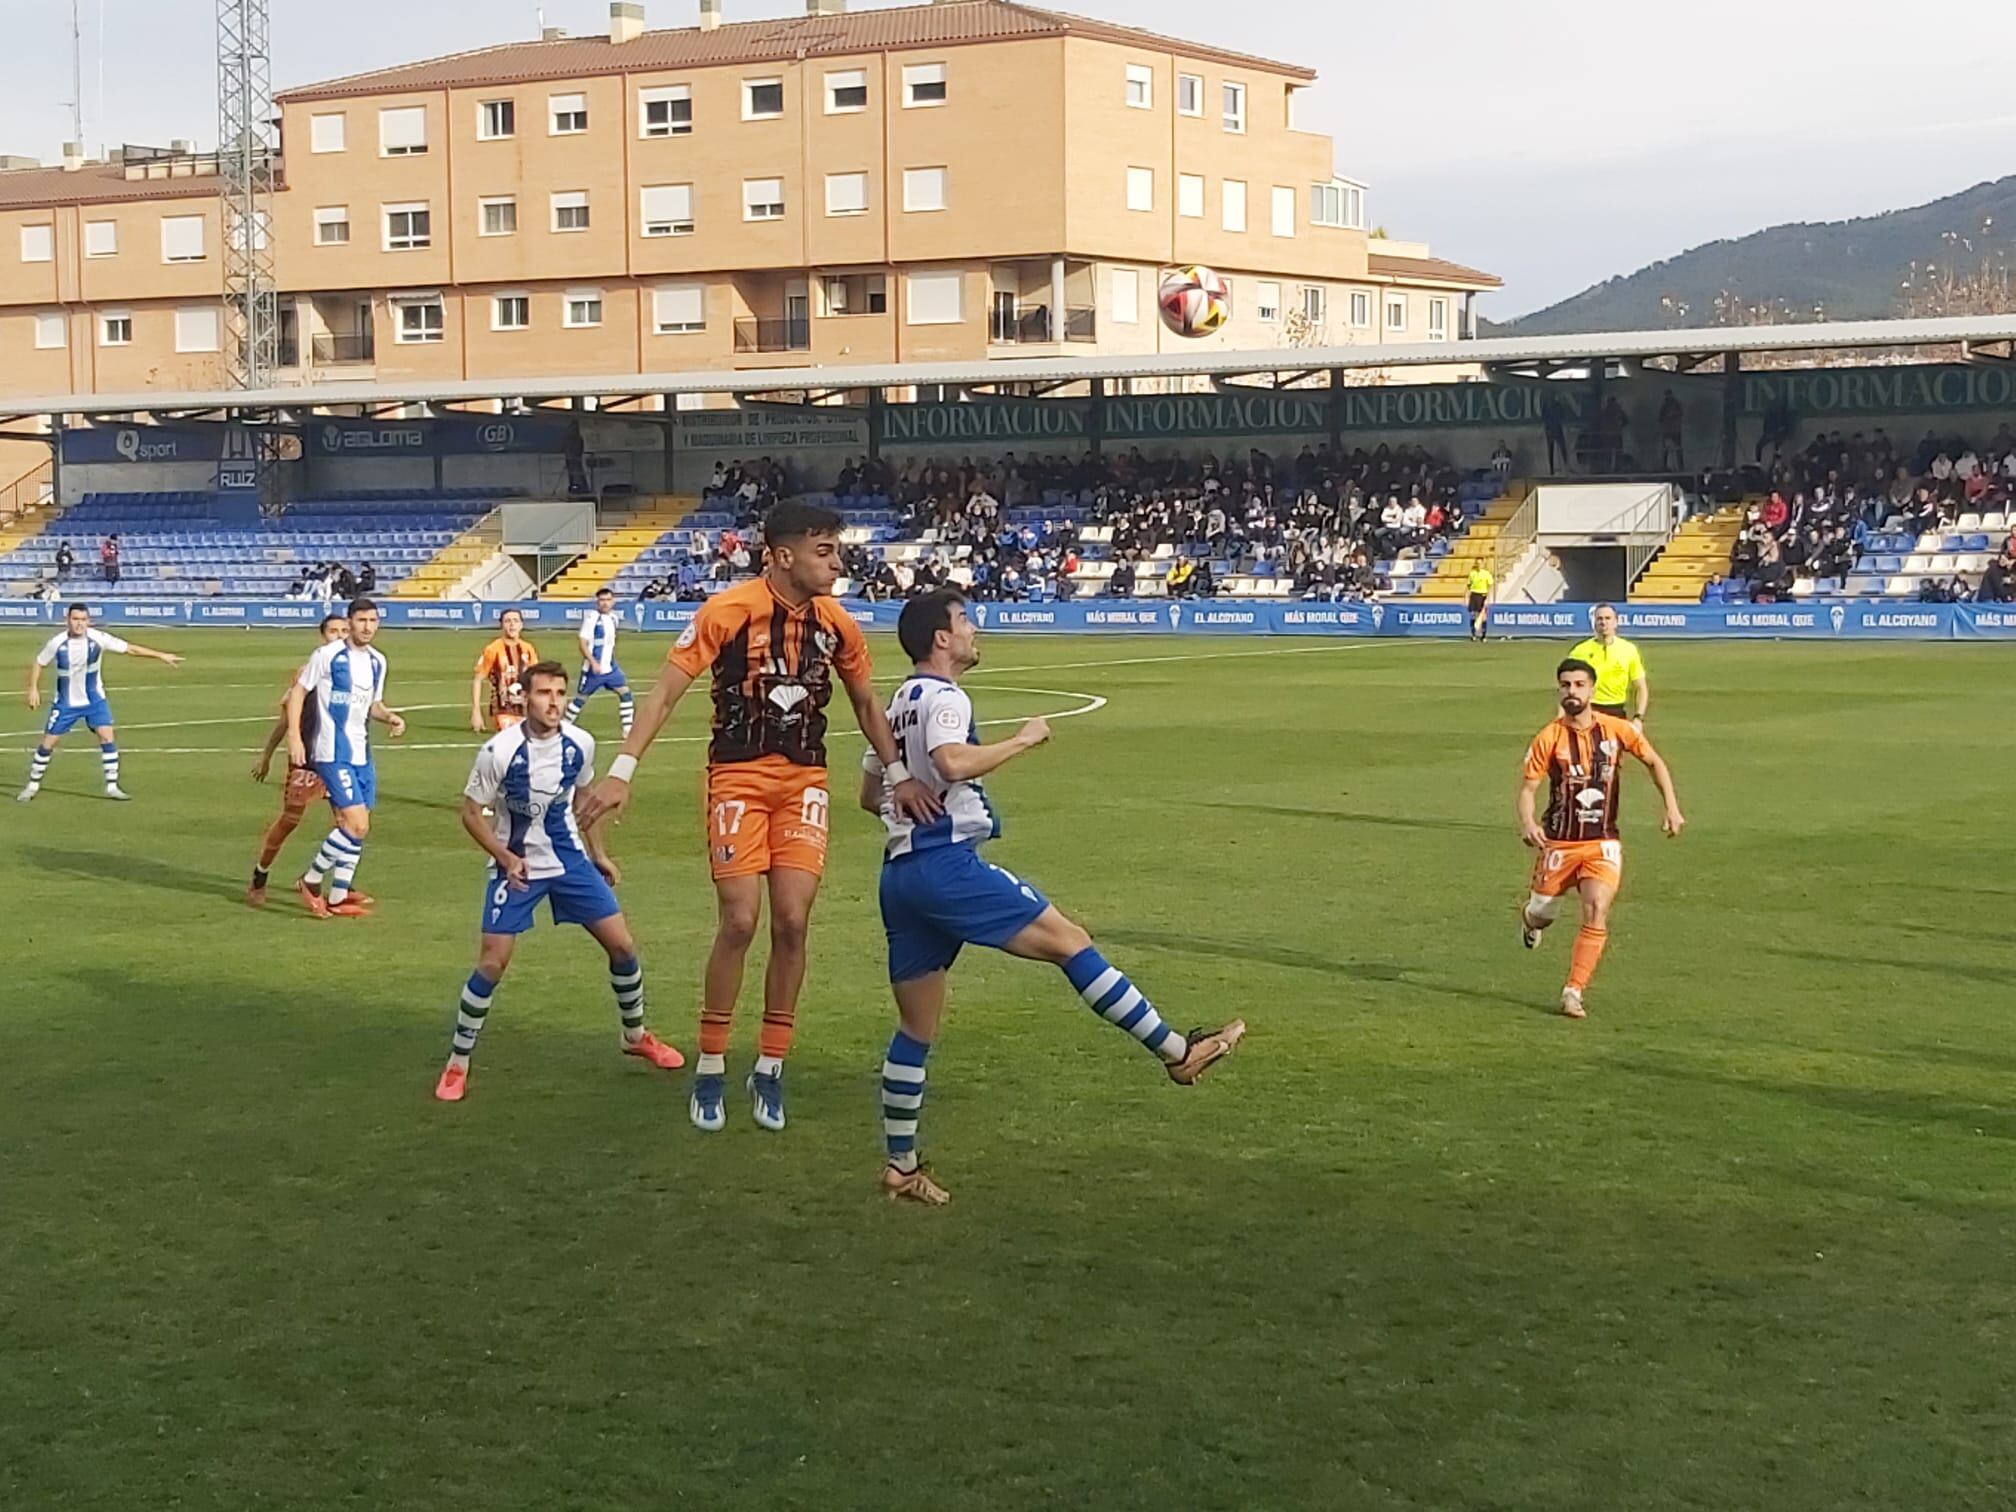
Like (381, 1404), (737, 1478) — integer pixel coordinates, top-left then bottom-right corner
(19, 602), (183, 803)
(285, 597), (405, 918)
(1516, 657), (1685, 1019)
(434, 661), (685, 1102)
(247, 612), (348, 906)
(567, 587), (633, 737)
(859, 589), (1246, 1205)
(580, 500), (939, 1134)
(473, 607), (539, 732)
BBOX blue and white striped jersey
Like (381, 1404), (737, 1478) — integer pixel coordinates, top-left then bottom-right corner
(578, 610), (620, 674)
(464, 720), (596, 879)
(295, 641), (389, 766)
(37, 629), (130, 709)
(863, 675), (1000, 859)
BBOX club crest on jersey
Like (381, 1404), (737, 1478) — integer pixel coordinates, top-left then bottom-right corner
(768, 684), (809, 712)
(1599, 738), (1619, 757)
(813, 628), (837, 657)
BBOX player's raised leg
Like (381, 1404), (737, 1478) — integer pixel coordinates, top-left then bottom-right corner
(581, 912), (684, 1069)
(692, 875), (763, 1131)
(880, 971), (950, 1205)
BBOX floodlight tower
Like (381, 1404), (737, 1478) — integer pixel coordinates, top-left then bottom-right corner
(218, 0), (279, 391)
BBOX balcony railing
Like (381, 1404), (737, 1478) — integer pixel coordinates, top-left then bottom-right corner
(734, 317), (811, 354)
(989, 305), (1097, 344)
(311, 332), (376, 364)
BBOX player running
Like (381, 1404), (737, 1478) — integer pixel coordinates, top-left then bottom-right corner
(472, 608), (539, 732)
(580, 499), (938, 1135)
(19, 602), (183, 803)
(1466, 563), (1494, 642)
(1516, 657), (1686, 1019)
(247, 612), (349, 906)
(859, 590), (1245, 1205)
(1567, 603), (1649, 722)
(433, 661), (685, 1102)
(566, 587), (633, 737)
(285, 597), (405, 918)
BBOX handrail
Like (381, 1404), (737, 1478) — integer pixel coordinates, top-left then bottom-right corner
(0, 459), (54, 524)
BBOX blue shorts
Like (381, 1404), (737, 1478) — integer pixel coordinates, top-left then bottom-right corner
(314, 761), (376, 812)
(480, 859), (622, 936)
(878, 843), (1050, 983)
(45, 698), (114, 736)
(577, 666), (629, 698)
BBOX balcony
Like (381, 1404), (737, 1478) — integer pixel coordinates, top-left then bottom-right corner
(313, 332), (375, 364)
(988, 305), (1096, 344)
(734, 317), (811, 354)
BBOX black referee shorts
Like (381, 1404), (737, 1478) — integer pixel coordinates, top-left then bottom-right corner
(1593, 702), (1630, 717)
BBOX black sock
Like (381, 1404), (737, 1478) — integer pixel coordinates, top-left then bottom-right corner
(252, 865), (270, 886)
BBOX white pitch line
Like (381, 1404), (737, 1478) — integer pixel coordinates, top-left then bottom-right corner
(0, 702), (459, 740)
(964, 638), (1401, 678)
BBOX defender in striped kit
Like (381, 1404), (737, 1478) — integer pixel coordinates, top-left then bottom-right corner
(433, 660), (684, 1103)
(19, 602), (184, 803)
(565, 587), (634, 738)
(858, 589), (1245, 1205)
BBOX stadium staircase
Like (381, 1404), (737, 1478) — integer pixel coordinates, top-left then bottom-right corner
(388, 509), (505, 599)
(1413, 486), (1532, 600)
(1630, 506), (1745, 602)
(542, 496), (699, 598)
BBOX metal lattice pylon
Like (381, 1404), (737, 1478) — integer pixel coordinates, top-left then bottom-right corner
(218, 0), (278, 391)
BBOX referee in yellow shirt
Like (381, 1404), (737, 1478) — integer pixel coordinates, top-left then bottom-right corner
(1568, 603), (1649, 720)
(1465, 564), (1494, 642)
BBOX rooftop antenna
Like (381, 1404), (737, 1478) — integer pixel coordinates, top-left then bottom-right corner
(71, 0), (85, 150)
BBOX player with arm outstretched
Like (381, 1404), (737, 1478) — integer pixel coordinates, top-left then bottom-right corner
(1516, 657), (1686, 1019)
(858, 589), (1246, 1205)
(433, 661), (684, 1102)
(246, 613), (348, 906)
(565, 588), (633, 737)
(19, 602), (183, 803)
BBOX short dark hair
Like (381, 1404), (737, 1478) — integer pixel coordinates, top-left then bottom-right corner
(347, 597), (379, 617)
(594, 586), (614, 599)
(499, 607), (525, 623)
(763, 498), (845, 548)
(66, 601), (89, 616)
(1557, 657), (1598, 682)
(898, 588), (967, 663)
(1591, 601), (1618, 616)
(318, 613), (347, 632)
(525, 660), (570, 690)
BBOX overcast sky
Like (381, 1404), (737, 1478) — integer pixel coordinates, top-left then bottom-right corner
(4, 0), (2011, 316)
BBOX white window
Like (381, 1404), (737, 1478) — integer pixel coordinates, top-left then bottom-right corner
(564, 289), (603, 328)
(34, 312), (66, 349)
(641, 183), (695, 236)
(549, 93), (589, 134)
(310, 112), (345, 153)
(1111, 268), (1139, 325)
(1222, 81), (1246, 132)
(99, 311), (132, 346)
(1310, 180), (1365, 230)
(1178, 74), (1204, 116)
(479, 196), (518, 237)
(378, 105), (427, 155)
(1125, 166), (1154, 212)
(653, 283), (705, 334)
(1125, 64), (1153, 109)
(903, 166), (947, 213)
(174, 306), (220, 353)
(551, 191), (590, 232)
(1350, 289), (1372, 328)
(1428, 297), (1450, 340)
(1257, 281), (1280, 322)
(640, 85), (692, 137)
(384, 203), (431, 251)
(1385, 293), (1407, 331)
(826, 69), (868, 113)
(742, 177), (785, 221)
(1178, 174), (1205, 219)
(906, 269), (962, 325)
(19, 224), (52, 263)
(743, 78), (783, 120)
(161, 214), (206, 263)
(1221, 179), (1247, 233)
(825, 172), (869, 217)
(313, 206), (350, 245)
(492, 293), (530, 331)
(394, 297), (444, 344)
(478, 99), (516, 140)
(83, 220), (117, 258)
(1270, 185), (1295, 238)
(903, 63), (947, 107)
(1300, 285), (1325, 324)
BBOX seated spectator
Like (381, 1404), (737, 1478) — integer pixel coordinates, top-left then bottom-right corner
(1165, 556), (1196, 598)
(1917, 577), (1947, 604)
(1700, 573), (1725, 604)
(1977, 546), (2016, 603)
(358, 562), (378, 594)
(1107, 554), (1136, 598)
(1490, 441), (1513, 478)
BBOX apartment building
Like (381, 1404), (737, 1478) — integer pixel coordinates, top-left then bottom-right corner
(0, 0), (1498, 401)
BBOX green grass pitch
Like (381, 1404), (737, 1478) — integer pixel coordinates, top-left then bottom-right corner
(2, 627), (2012, 1510)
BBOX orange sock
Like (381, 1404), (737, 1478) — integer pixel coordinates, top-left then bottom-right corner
(1567, 924), (1608, 992)
(758, 1010), (796, 1060)
(698, 1013), (733, 1057)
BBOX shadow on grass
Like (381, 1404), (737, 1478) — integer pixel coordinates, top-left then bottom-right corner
(1764, 945), (2011, 988)
(1614, 1056), (2016, 1141)
(1197, 801), (1497, 834)
(374, 790), (464, 815)
(23, 845), (242, 904)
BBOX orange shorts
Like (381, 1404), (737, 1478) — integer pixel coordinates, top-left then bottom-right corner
(705, 758), (831, 881)
(282, 764), (326, 813)
(1528, 839), (1624, 915)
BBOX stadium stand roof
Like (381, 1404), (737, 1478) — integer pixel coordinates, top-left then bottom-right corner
(276, 0), (1316, 103)
(6, 315), (2016, 424)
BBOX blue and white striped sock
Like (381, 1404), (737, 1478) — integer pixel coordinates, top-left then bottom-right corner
(26, 743), (52, 787)
(565, 695), (585, 723)
(302, 826), (361, 889)
(327, 830), (365, 903)
(448, 971), (497, 1070)
(1063, 947), (1184, 1062)
(610, 955), (645, 1043)
(98, 742), (119, 788)
(617, 691), (635, 737)
(882, 1030), (931, 1173)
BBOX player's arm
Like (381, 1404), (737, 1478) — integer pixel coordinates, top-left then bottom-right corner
(1515, 776), (1547, 849)
(1631, 659), (1651, 721)
(470, 650), (491, 732)
(577, 662), (698, 823)
(931, 717), (1052, 781)
(368, 697), (407, 737)
(119, 639), (184, 666)
(25, 643), (51, 709)
(573, 789), (621, 886)
(459, 796), (529, 887)
(252, 698), (289, 782)
(1632, 736), (1685, 837)
(283, 681), (310, 768)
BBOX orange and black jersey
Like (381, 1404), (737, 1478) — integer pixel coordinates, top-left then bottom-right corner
(475, 635), (539, 719)
(667, 578), (871, 768)
(1522, 712), (1653, 842)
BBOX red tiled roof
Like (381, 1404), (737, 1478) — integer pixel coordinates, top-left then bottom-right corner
(277, 0), (1314, 102)
(0, 162), (222, 211)
(1369, 251), (1501, 289)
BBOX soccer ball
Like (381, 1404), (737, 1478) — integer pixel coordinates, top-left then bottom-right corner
(1159, 265), (1231, 337)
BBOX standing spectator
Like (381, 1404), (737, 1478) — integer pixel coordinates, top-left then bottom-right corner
(100, 534), (121, 586)
(1490, 441), (1513, 480)
(54, 540), (74, 580)
(563, 419), (590, 496)
(1658, 389), (1685, 471)
(1542, 392), (1572, 474)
